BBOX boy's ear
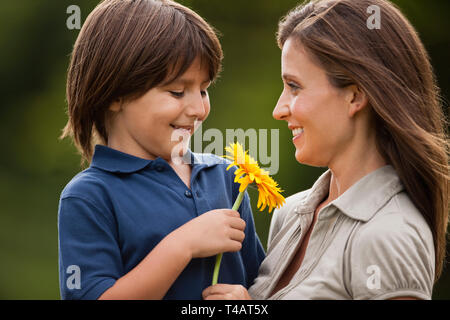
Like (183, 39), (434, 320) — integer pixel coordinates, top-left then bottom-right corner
(346, 85), (368, 118)
(109, 99), (123, 112)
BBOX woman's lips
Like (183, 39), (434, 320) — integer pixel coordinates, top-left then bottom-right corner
(292, 127), (304, 141)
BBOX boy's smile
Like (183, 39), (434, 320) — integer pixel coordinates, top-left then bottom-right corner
(106, 56), (211, 163)
(170, 124), (194, 135)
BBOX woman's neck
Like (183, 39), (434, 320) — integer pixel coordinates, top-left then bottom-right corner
(326, 132), (387, 203)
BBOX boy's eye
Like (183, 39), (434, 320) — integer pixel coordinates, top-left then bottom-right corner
(170, 91), (184, 98)
(170, 90), (208, 98)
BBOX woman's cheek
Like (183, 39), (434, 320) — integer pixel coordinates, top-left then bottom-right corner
(290, 99), (307, 124)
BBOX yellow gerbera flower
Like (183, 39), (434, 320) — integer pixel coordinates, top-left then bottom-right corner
(224, 142), (285, 213)
(212, 142), (286, 285)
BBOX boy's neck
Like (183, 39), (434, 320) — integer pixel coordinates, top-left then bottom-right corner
(168, 161), (192, 189)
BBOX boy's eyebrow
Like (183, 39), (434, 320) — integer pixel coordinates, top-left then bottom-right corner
(168, 78), (211, 86)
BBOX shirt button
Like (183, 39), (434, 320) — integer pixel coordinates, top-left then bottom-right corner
(184, 190), (193, 198)
(155, 165), (164, 172)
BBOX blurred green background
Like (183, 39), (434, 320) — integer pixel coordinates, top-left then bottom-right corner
(0, 0), (448, 299)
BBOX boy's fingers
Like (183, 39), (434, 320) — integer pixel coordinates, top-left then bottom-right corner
(229, 229), (245, 242)
(227, 239), (242, 252)
(229, 217), (246, 230)
(224, 209), (240, 218)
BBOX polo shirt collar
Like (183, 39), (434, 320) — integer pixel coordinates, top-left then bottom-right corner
(297, 165), (405, 222)
(90, 144), (223, 173)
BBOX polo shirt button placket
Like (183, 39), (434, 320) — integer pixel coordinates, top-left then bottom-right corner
(184, 190), (193, 198)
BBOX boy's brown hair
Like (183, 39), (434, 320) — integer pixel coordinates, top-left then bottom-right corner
(61, 0), (223, 164)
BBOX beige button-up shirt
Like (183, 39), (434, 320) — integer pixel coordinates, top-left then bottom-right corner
(249, 165), (435, 300)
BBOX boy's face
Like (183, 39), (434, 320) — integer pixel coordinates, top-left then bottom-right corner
(107, 57), (211, 163)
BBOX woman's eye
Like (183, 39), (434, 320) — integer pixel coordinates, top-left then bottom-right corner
(170, 91), (184, 98)
(200, 90), (208, 97)
(287, 82), (300, 92)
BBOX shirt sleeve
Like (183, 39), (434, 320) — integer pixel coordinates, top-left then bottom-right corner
(58, 196), (123, 300)
(348, 213), (435, 300)
(238, 190), (266, 288)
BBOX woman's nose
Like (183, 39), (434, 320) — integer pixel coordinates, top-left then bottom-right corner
(273, 92), (291, 121)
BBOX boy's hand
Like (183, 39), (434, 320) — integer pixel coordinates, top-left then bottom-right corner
(175, 209), (246, 259)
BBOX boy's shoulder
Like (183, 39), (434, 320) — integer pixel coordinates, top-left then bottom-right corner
(192, 152), (239, 187)
(192, 152), (238, 179)
(191, 152), (230, 168)
(60, 166), (110, 201)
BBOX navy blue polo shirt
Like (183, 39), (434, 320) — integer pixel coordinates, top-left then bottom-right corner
(58, 145), (265, 300)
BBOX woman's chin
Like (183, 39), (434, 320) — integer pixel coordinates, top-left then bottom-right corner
(294, 149), (324, 167)
(294, 149), (307, 164)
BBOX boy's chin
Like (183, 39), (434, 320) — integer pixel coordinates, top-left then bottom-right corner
(167, 144), (190, 164)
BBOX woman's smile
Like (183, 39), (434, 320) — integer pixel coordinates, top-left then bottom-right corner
(291, 127), (304, 142)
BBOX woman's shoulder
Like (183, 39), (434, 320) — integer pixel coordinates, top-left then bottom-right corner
(346, 191), (435, 280)
(356, 190), (434, 247)
(345, 191), (435, 299)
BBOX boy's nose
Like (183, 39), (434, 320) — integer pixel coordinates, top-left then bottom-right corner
(186, 93), (208, 119)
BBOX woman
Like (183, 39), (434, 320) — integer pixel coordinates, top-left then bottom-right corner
(203, 0), (449, 300)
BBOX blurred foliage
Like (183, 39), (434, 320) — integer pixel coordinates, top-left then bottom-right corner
(0, 0), (448, 299)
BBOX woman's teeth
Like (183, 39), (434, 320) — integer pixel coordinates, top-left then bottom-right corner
(292, 128), (304, 136)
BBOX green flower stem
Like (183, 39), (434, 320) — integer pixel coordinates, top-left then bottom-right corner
(212, 190), (246, 285)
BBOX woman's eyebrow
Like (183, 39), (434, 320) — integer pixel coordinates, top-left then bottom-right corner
(282, 73), (300, 82)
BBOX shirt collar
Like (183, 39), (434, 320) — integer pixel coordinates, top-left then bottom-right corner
(90, 144), (223, 173)
(296, 165), (405, 222)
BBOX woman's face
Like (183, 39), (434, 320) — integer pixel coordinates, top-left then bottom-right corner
(273, 38), (355, 167)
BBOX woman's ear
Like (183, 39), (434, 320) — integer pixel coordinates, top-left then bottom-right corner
(346, 85), (368, 118)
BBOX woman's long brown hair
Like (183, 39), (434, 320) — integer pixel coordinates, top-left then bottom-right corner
(278, 0), (449, 282)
